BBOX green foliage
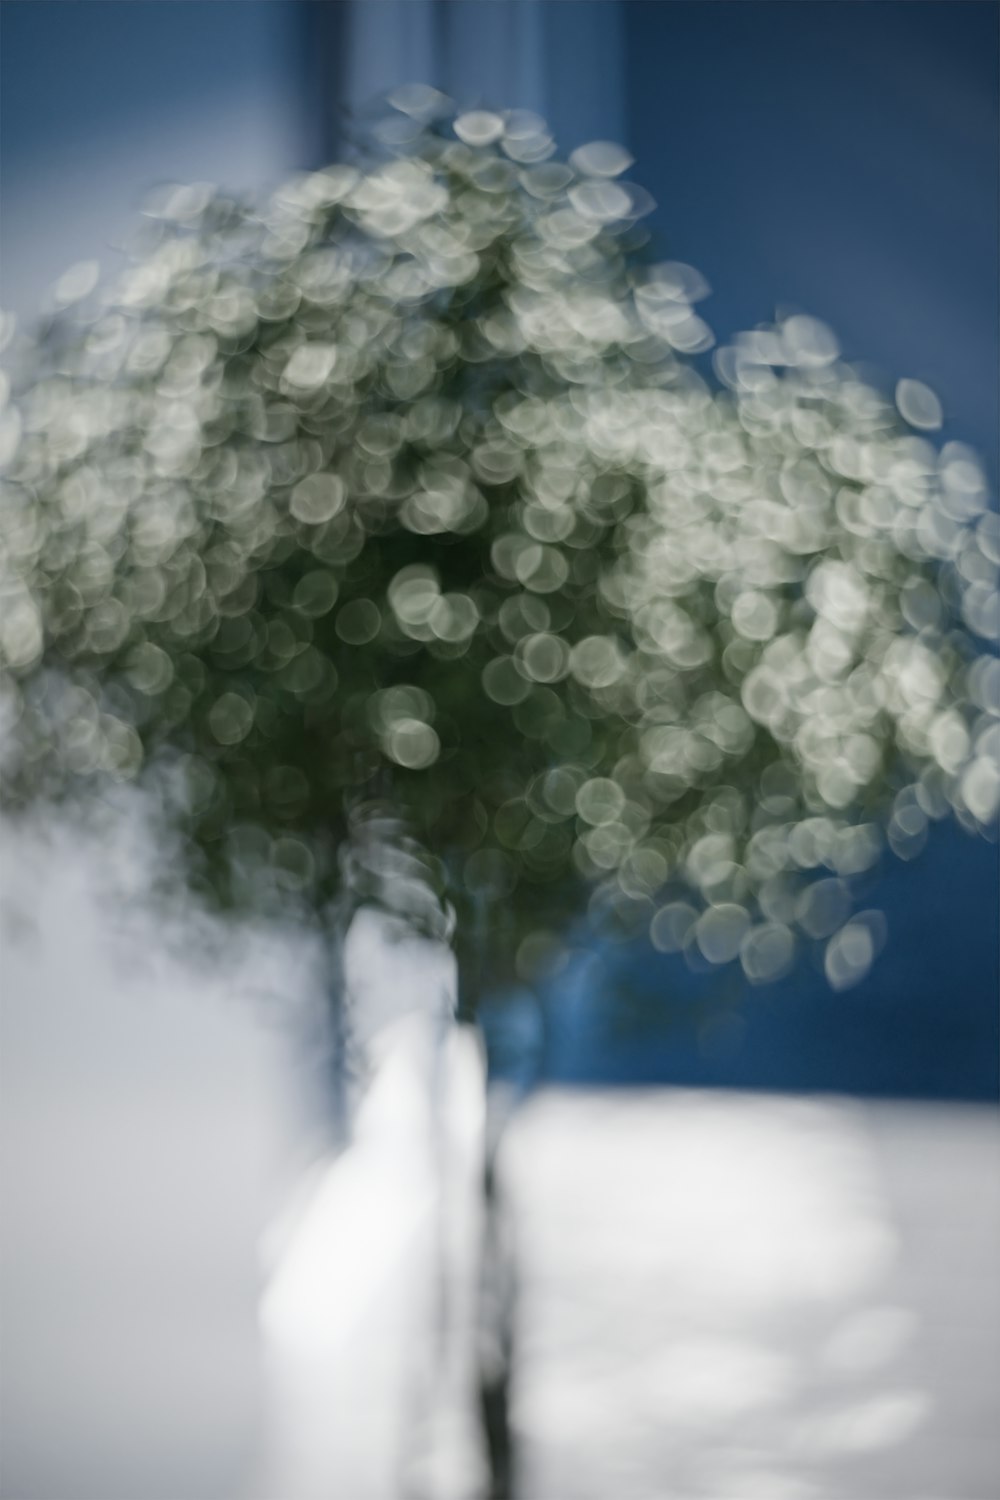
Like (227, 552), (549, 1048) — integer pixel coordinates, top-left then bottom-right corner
(1, 93), (996, 999)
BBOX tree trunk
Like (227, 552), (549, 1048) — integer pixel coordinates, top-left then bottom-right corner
(452, 914), (520, 1500)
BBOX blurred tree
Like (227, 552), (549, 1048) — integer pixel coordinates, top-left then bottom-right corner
(1, 91), (996, 1029)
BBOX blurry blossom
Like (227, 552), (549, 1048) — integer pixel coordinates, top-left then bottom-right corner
(1, 89), (997, 1005)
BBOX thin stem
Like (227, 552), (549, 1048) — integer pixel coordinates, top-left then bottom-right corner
(323, 891), (355, 1149)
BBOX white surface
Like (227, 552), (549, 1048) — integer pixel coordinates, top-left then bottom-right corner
(1, 821), (488, 1500)
(500, 1089), (1000, 1500)
(0, 822), (303, 1500)
(4, 822), (996, 1500)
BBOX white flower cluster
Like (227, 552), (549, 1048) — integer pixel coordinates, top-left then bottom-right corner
(1, 93), (995, 995)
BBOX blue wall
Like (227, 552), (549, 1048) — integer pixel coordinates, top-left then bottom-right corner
(548, 1), (998, 1099)
(0, 1), (305, 314)
(2, 0), (996, 1099)
(624, 0), (998, 470)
